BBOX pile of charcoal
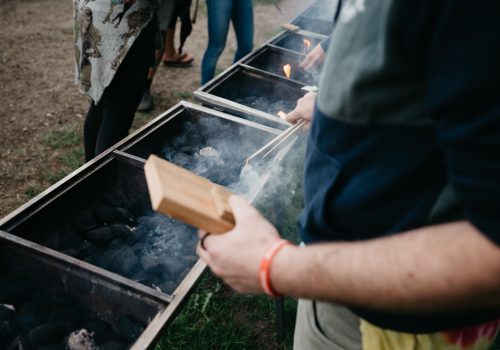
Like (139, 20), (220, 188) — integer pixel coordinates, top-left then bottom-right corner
(0, 271), (144, 349)
(40, 189), (199, 295)
(161, 117), (268, 188)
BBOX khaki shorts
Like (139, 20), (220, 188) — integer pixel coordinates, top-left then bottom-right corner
(294, 299), (362, 350)
(293, 299), (500, 350)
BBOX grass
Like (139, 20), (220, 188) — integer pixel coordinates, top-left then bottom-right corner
(156, 274), (297, 350)
(42, 125), (85, 185)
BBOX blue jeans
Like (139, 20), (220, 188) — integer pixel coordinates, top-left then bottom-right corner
(201, 0), (253, 85)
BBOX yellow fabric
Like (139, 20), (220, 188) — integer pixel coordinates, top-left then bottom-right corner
(360, 318), (500, 350)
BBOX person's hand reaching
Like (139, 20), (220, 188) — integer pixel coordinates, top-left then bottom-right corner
(285, 91), (317, 125)
(299, 43), (325, 71)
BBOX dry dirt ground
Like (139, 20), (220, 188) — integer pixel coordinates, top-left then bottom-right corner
(0, 0), (312, 217)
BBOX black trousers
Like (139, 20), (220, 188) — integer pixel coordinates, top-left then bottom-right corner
(83, 16), (156, 161)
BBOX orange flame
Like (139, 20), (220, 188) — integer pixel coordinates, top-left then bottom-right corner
(303, 39), (311, 52)
(283, 64), (291, 79)
(277, 111), (287, 120)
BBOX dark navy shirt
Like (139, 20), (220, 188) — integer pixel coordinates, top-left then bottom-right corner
(299, 0), (500, 333)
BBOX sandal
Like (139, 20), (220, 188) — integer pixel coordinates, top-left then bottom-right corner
(162, 53), (194, 67)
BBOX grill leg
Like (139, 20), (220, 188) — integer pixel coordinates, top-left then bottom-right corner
(271, 182), (287, 340)
(275, 297), (286, 340)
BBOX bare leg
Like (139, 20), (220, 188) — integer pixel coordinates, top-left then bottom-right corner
(162, 21), (194, 65)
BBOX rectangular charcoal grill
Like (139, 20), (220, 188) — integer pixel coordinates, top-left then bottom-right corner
(0, 101), (293, 349)
(241, 45), (321, 86)
(269, 31), (324, 55)
(195, 65), (307, 125)
(0, 230), (171, 349)
(1, 154), (199, 297)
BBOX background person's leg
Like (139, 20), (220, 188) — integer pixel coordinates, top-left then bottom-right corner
(93, 17), (155, 156)
(231, 0), (254, 62)
(201, 0), (232, 84)
(83, 101), (103, 162)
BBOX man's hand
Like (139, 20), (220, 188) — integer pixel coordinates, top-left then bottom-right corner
(299, 43), (325, 71)
(286, 91), (317, 125)
(197, 195), (281, 293)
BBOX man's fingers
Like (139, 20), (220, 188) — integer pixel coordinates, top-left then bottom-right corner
(198, 229), (207, 240)
(228, 195), (258, 224)
(303, 58), (317, 71)
(299, 55), (312, 69)
(286, 110), (302, 124)
(197, 241), (210, 261)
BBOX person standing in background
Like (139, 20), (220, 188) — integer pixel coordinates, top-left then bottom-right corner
(138, 0), (196, 112)
(161, 0), (195, 66)
(300, 0), (342, 71)
(74, 0), (159, 161)
(201, 0), (253, 85)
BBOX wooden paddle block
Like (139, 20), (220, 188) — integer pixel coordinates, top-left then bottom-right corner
(144, 155), (235, 234)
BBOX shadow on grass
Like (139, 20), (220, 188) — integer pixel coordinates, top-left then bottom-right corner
(156, 273), (296, 350)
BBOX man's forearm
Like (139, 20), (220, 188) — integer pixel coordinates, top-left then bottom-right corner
(272, 221), (500, 313)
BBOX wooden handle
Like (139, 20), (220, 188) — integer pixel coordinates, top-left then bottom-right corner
(210, 185), (235, 225)
(282, 23), (300, 32)
(144, 155), (235, 234)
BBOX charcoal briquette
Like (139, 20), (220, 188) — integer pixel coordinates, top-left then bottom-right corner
(78, 241), (98, 257)
(85, 227), (114, 242)
(60, 231), (85, 250)
(102, 190), (127, 207)
(162, 258), (185, 278)
(106, 238), (124, 250)
(40, 231), (61, 250)
(28, 323), (62, 346)
(49, 306), (81, 333)
(140, 255), (163, 273)
(0, 304), (16, 322)
(98, 340), (127, 350)
(104, 247), (139, 274)
(37, 343), (65, 350)
(0, 304), (16, 348)
(159, 281), (177, 294)
(183, 255), (198, 265)
(0, 279), (30, 306)
(16, 302), (47, 330)
(72, 211), (99, 232)
(92, 205), (116, 224)
(65, 329), (96, 350)
(82, 318), (113, 344)
(19, 333), (34, 350)
(125, 230), (143, 246)
(44, 294), (75, 309)
(115, 316), (143, 342)
(130, 242), (144, 256)
(109, 223), (131, 239)
(134, 216), (150, 226)
(113, 207), (135, 225)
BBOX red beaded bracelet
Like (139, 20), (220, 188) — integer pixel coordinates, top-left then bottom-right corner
(259, 239), (290, 298)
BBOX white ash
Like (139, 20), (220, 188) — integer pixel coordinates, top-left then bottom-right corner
(198, 146), (219, 157)
(65, 329), (96, 350)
